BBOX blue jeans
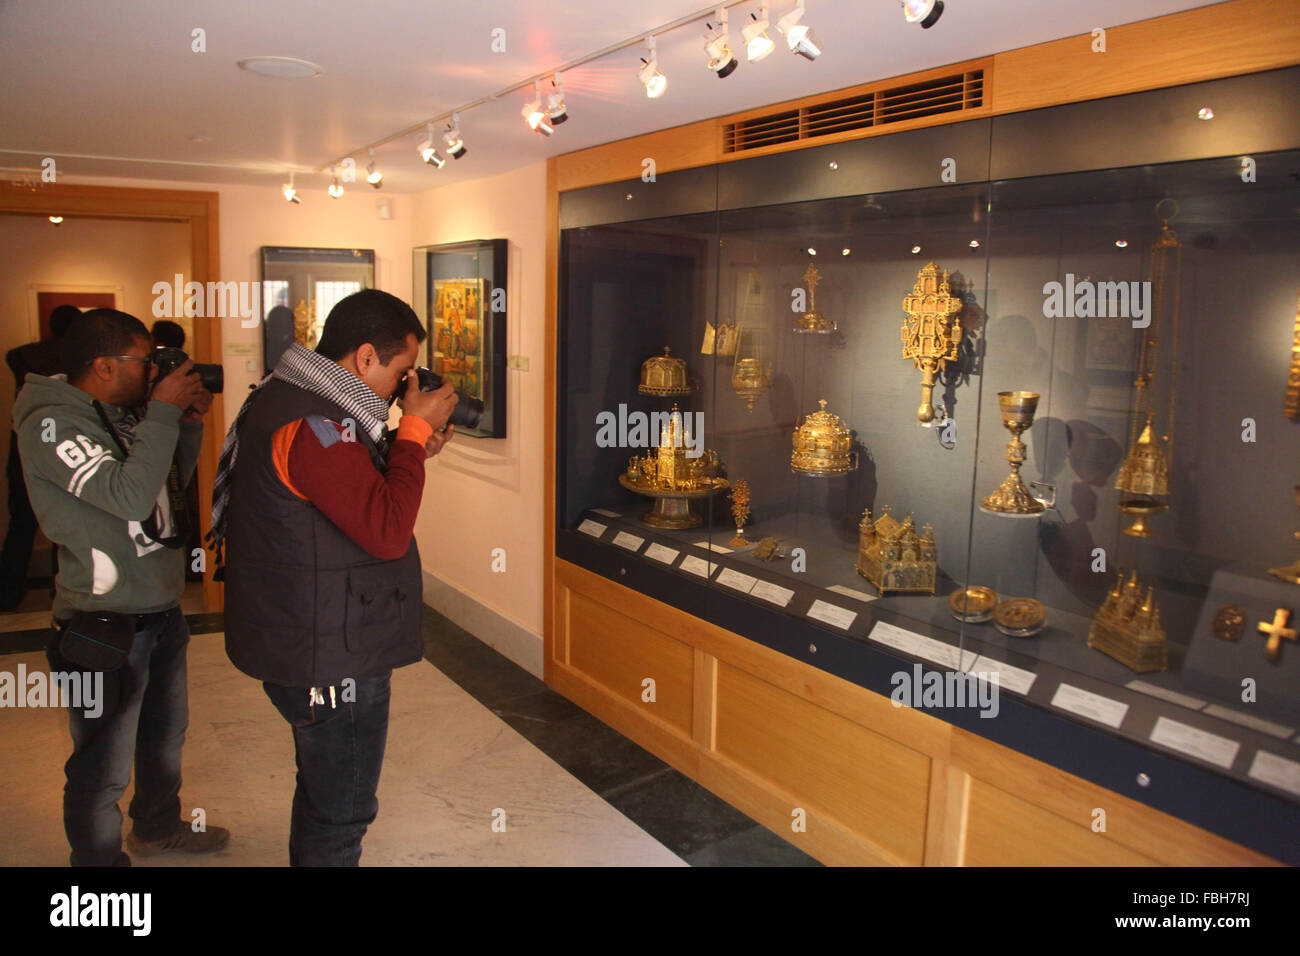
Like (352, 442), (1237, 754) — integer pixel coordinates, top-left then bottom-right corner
(263, 672), (391, 866)
(46, 606), (190, 867)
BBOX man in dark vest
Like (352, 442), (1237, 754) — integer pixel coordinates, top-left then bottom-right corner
(211, 289), (456, 866)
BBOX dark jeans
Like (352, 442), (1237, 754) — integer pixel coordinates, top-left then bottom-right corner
(46, 606), (190, 866)
(263, 672), (392, 866)
(0, 433), (37, 608)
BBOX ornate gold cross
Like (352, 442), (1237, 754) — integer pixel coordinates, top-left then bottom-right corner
(1257, 608), (1297, 661)
(900, 261), (963, 423)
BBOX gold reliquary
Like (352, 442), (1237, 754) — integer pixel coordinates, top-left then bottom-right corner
(1088, 569), (1168, 672)
(901, 261), (963, 423)
(791, 399), (854, 475)
(637, 347), (694, 396)
(856, 507), (937, 596)
(619, 405), (726, 529)
(794, 262), (835, 334)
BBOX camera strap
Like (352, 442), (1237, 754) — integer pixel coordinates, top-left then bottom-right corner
(93, 401), (190, 549)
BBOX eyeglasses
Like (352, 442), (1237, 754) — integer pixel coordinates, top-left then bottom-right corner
(102, 355), (153, 365)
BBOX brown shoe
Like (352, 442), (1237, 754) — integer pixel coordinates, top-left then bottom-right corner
(127, 822), (230, 856)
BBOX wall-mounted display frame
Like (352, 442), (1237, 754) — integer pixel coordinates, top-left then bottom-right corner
(259, 246), (374, 373)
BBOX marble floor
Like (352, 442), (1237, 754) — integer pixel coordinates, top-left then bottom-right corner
(0, 606), (818, 867)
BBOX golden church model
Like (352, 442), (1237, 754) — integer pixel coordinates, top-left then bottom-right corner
(619, 405), (727, 529)
(855, 506), (937, 595)
(1088, 569), (1168, 672)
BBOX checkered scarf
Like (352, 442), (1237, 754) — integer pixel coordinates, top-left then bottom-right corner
(205, 344), (390, 570)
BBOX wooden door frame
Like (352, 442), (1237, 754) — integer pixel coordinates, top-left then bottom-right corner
(0, 183), (224, 611)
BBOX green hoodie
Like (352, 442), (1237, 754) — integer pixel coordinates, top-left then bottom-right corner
(12, 374), (203, 619)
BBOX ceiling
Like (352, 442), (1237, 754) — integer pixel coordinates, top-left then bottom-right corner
(0, 0), (1221, 195)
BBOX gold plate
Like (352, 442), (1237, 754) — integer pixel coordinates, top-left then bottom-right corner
(1212, 604), (1246, 641)
(993, 598), (1046, 637)
(949, 586), (998, 622)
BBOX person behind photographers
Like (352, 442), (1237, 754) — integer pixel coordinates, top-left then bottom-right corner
(13, 307), (229, 866)
(211, 289), (456, 866)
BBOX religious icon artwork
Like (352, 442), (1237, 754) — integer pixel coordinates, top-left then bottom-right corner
(432, 278), (486, 400)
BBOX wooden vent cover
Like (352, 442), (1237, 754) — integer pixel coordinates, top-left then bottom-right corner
(723, 69), (984, 154)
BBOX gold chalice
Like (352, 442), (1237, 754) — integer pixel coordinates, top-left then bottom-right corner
(980, 391), (1045, 516)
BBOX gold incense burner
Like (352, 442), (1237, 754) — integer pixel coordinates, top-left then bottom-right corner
(792, 399), (855, 475)
(980, 391), (1045, 516)
(794, 263), (835, 334)
(1267, 484), (1300, 586)
(1088, 569), (1168, 672)
(621, 405), (727, 528)
(731, 357), (772, 412)
(901, 261), (963, 423)
(855, 507), (937, 596)
(1116, 413), (1169, 537)
(637, 347), (694, 396)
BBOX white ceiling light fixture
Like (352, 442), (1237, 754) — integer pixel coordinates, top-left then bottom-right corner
(901, 0), (945, 29)
(522, 80), (554, 136)
(282, 171), (301, 204)
(546, 72), (569, 125)
(443, 113), (467, 159)
(366, 149), (383, 188)
(703, 8), (738, 78)
(639, 36), (667, 99)
(328, 166), (344, 198)
(742, 4), (776, 62)
(776, 0), (821, 61)
(418, 123), (447, 166)
(48, 215), (64, 225)
(236, 56), (324, 79)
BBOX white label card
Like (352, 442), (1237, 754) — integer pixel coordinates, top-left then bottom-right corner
(1149, 717), (1240, 769)
(969, 655), (1037, 695)
(827, 584), (877, 603)
(590, 509), (621, 518)
(612, 531), (644, 552)
(717, 568), (757, 593)
(1203, 705), (1294, 740)
(692, 540), (733, 554)
(751, 580), (795, 607)
(1050, 683), (1129, 729)
(807, 600), (857, 630)
(1248, 751), (1300, 797)
(645, 543), (679, 565)
(577, 519), (607, 538)
(1125, 680), (1206, 711)
(680, 555), (713, 578)
(869, 621), (966, 670)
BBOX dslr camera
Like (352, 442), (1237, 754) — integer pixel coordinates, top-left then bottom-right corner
(152, 347), (224, 394)
(413, 366), (482, 430)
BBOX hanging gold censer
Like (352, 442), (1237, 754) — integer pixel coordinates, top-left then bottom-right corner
(730, 326), (772, 412)
(900, 261), (963, 423)
(980, 391), (1045, 515)
(793, 262), (835, 334)
(1116, 200), (1182, 537)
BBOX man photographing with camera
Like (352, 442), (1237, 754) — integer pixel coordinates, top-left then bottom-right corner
(13, 307), (229, 866)
(209, 289), (457, 866)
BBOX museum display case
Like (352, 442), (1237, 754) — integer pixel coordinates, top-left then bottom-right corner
(554, 65), (1300, 863)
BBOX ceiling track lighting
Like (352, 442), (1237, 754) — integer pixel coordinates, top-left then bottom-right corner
(523, 80), (554, 136)
(703, 8), (738, 78)
(546, 72), (568, 125)
(443, 112), (467, 159)
(282, 170), (301, 204)
(776, 0), (821, 61)
(328, 166), (344, 198)
(902, 0), (945, 29)
(418, 123), (447, 166)
(638, 35), (667, 98)
(742, 3), (776, 62)
(366, 148), (383, 188)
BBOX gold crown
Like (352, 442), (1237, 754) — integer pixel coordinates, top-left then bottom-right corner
(792, 399), (853, 475)
(638, 346), (693, 396)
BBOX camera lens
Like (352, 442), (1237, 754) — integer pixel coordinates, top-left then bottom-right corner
(415, 366), (483, 430)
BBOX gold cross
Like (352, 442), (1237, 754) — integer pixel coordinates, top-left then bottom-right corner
(1257, 608), (1297, 661)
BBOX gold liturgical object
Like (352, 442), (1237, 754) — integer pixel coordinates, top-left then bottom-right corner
(1267, 485), (1300, 586)
(731, 327), (772, 412)
(793, 262), (835, 334)
(855, 507), (937, 595)
(791, 399), (855, 475)
(980, 391), (1045, 515)
(1088, 569), (1168, 672)
(637, 347), (694, 396)
(620, 405), (727, 528)
(1116, 201), (1182, 537)
(901, 261), (963, 423)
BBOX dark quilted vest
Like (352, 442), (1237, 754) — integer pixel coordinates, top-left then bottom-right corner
(223, 378), (423, 687)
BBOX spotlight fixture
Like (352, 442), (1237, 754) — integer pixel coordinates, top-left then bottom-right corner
(1197, 106), (1214, 120)
(443, 112), (467, 159)
(522, 81), (554, 136)
(911, 245), (922, 254)
(328, 171), (344, 198)
(546, 72), (568, 125)
(418, 124), (447, 166)
(901, 0), (945, 29)
(282, 171), (301, 204)
(366, 149), (383, 188)
(969, 239), (980, 248)
(841, 248), (851, 256)
(807, 247), (817, 255)
(776, 0), (821, 61)
(1115, 239), (1128, 248)
(742, 4), (776, 62)
(703, 8), (738, 78)
(48, 215), (63, 225)
(639, 36), (667, 98)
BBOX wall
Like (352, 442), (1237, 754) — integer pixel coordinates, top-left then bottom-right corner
(0, 213), (191, 536)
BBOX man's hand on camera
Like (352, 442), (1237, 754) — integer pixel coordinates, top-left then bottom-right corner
(151, 359), (207, 411)
(179, 387), (213, 423)
(424, 423), (454, 459)
(397, 370), (457, 431)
